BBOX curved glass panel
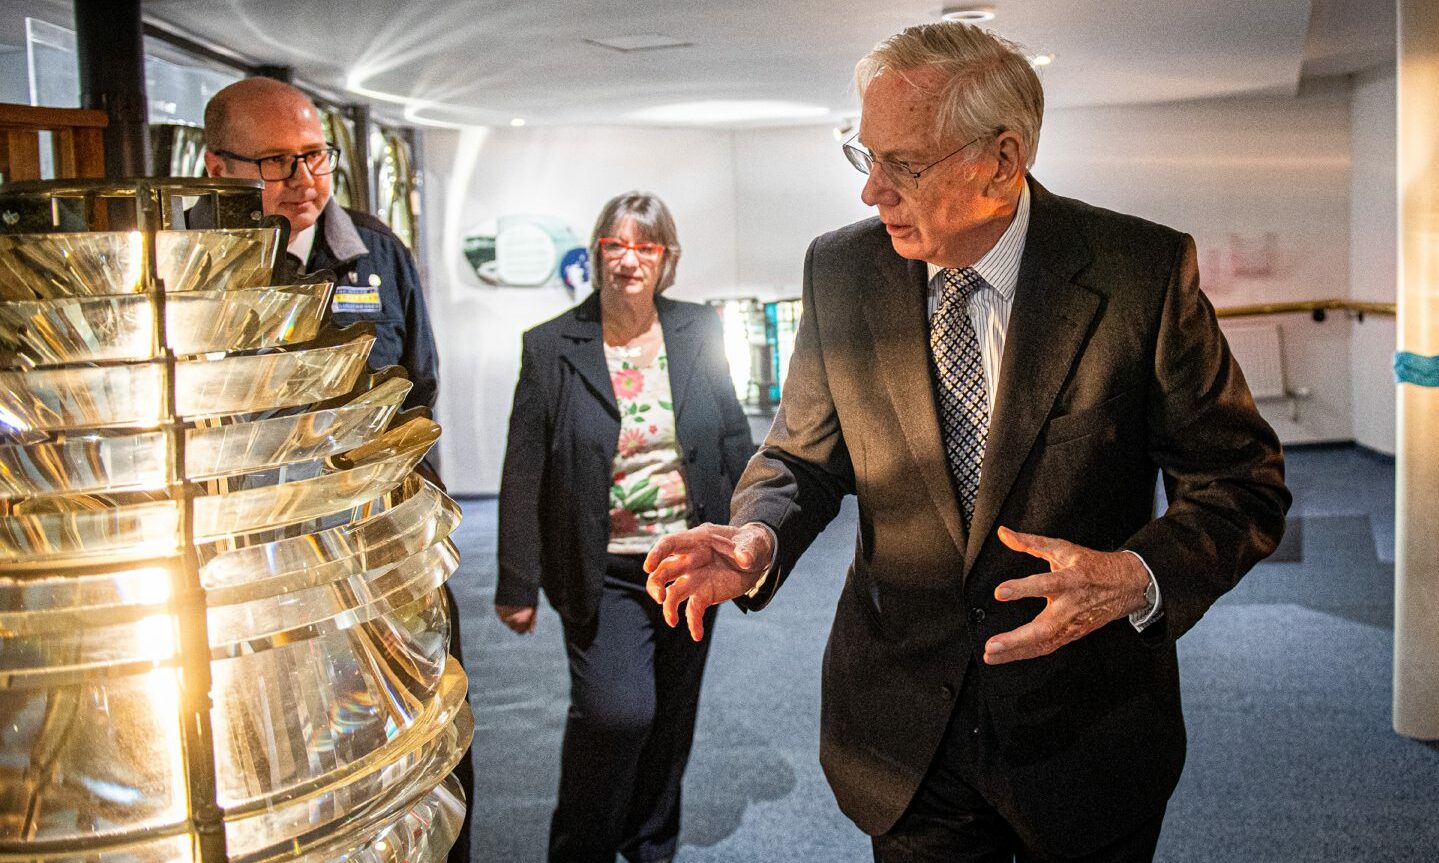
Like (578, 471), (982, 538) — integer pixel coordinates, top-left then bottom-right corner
(0, 229), (279, 300)
(0, 662), (189, 842)
(0, 333), (374, 433)
(0, 419), (436, 566)
(0, 779), (463, 863)
(0, 476), (455, 639)
(201, 474), (455, 597)
(0, 180), (463, 863)
(193, 417), (437, 539)
(0, 283), (334, 367)
(0, 377), (410, 500)
(0, 615), (468, 854)
(0, 538), (457, 677)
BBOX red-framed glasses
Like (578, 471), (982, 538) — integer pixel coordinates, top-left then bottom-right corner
(598, 237), (666, 260)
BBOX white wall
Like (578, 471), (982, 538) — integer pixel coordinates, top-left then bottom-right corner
(1039, 83), (1356, 444)
(729, 84), (1358, 444)
(429, 82), (1371, 492)
(424, 125), (739, 494)
(1349, 65), (1398, 455)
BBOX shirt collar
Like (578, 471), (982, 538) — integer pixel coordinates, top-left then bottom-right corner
(287, 224), (316, 265)
(926, 178), (1030, 300)
(316, 198), (369, 266)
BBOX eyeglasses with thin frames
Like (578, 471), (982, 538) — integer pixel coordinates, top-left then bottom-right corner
(598, 237), (666, 260)
(213, 145), (341, 181)
(842, 132), (990, 188)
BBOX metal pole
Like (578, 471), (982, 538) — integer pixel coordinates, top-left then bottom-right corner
(346, 104), (374, 214)
(74, 0), (150, 178)
(254, 65), (295, 83)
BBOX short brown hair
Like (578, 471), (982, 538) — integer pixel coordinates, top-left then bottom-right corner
(589, 191), (683, 294)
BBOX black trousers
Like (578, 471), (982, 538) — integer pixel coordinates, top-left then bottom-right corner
(549, 554), (717, 863)
(872, 668), (1165, 863)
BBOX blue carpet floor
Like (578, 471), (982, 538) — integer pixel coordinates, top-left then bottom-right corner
(447, 444), (1439, 861)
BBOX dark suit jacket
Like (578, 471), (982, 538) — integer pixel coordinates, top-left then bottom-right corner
(731, 179), (1290, 854)
(497, 293), (755, 625)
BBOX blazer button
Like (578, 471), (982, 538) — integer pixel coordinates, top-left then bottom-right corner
(686, 447), (697, 463)
(969, 607), (986, 624)
(940, 683), (956, 700)
(696, 503), (707, 518)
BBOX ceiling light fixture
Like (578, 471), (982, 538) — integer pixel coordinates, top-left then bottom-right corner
(1030, 53), (1054, 67)
(940, 5), (996, 23)
(584, 33), (693, 53)
(510, 118), (527, 127)
(627, 100), (829, 126)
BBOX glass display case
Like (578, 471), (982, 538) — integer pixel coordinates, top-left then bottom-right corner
(709, 297), (802, 415)
(0, 177), (468, 863)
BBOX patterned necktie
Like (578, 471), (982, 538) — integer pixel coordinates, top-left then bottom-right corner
(930, 267), (990, 522)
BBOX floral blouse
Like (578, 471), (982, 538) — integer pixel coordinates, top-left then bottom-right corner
(605, 342), (690, 554)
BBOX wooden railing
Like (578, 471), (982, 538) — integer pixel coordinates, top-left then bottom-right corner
(0, 103), (108, 182)
(1216, 299), (1396, 319)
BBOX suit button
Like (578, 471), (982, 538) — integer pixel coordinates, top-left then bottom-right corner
(940, 684), (956, 700)
(696, 503), (707, 518)
(969, 607), (986, 624)
(686, 447), (697, 463)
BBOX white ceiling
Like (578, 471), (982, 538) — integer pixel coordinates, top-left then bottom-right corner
(8, 0), (1399, 129)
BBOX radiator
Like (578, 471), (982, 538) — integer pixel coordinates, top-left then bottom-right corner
(1221, 321), (1287, 400)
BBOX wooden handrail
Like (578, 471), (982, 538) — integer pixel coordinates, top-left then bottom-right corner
(1215, 299), (1396, 318)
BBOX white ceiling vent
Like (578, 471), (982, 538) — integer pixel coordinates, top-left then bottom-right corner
(584, 33), (694, 52)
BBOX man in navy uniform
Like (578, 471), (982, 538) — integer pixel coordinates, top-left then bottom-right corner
(201, 77), (468, 862)
(202, 77), (438, 416)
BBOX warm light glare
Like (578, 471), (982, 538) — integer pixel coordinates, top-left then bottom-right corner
(510, 118), (526, 127)
(126, 231), (144, 292)
(1031, 53), (1054, 67)
(140, 664), (189, 822)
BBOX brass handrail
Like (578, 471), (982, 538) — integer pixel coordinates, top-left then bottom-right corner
(1215, 299), (1396, 318)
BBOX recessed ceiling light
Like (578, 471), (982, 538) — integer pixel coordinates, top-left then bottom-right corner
(585, 33), (693, 53)
(1030, 53), (1054, 67)
(940, 4), (996, 23)
(627, 100), (830, 125)
(510, 118), (527, 127)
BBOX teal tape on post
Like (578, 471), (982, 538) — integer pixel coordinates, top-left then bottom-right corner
(1394, 352), (1439, 387)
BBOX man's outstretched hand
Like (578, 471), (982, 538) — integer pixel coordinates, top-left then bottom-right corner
(644, 522), (775, 641)
(984, 526), (1152, 665)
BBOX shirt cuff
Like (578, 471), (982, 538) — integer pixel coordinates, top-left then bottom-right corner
(1123, 549), (1164, 632)
(744, 522), (779, 599)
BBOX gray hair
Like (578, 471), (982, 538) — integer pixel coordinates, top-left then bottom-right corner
(589, 191), (683, 294)
(855, 22), (1043, 168)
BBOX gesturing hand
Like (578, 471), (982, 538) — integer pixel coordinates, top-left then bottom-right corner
(984, 526), (1151, 665)
(644, 522), (775, 642)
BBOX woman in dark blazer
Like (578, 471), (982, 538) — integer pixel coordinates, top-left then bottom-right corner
(495, 191), (754, 863)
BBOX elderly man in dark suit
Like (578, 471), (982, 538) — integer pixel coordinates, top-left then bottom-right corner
(644, 20), (1290, 863)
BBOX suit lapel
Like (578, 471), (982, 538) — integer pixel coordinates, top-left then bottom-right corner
(658, 298), (701, 417)
(964, 180), (1099, 571)
(863, 231), (970, 557)
(559, 293), (618, 417)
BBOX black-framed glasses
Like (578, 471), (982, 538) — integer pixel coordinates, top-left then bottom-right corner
(213, 145), (341, 181)
(842, 132), (989, 187)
